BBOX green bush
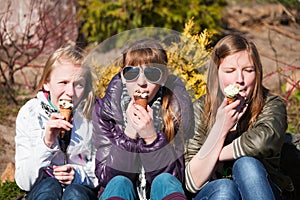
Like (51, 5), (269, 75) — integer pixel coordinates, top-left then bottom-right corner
(0, 180), (25, 200)
(77, 0), (226, 44)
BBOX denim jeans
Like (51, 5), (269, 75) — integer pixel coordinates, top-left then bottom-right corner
(232, 156), (276, 200)
(100, 173), (185, 200)
(194, 157), (279, 200)
(26, 177), (97, 200)
(193, 179), (240, 200)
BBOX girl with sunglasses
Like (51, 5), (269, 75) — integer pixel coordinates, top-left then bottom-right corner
(92, 39), (194, 200)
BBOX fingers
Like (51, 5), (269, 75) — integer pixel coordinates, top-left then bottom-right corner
(133, 104), (151, 118)
(50, 112), (64, 120)
(47, 113), (73, 131)
(53, 165), (75, 185)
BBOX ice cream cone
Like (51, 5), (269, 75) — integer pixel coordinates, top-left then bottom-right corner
(59, 99), (73, 138)
(134, 91), (149, 109)
(226, 97), (237, 104)
(224, 84), (240, 104)
(60, 107), (72, 122)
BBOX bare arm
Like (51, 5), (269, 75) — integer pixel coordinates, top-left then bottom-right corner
(188, 98), (247, 188)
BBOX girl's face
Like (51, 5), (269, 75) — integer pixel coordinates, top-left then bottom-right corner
(43, 60), (86, 109)
(218, 50), (256, 100)
(124, 65), (166, 102)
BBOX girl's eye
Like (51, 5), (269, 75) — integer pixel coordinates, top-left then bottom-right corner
(224, 69), (235, 73)
(74, 81), (85, 89)
(75, 84), (84, 89)
(244, 68), (255, 73)
(59, 81), (68, 85)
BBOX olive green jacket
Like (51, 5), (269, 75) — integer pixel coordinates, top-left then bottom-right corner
(184, 93), (294, 193)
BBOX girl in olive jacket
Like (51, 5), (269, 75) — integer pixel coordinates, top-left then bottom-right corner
(185, 35), (294, 200)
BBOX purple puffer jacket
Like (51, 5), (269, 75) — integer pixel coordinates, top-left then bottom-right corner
(92, 73), (194, 196)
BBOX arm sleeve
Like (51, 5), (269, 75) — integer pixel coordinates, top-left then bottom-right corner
(184, 97), (208, 193)
(185, 163), (208, 193)
(71, 157), (97, 187)
(70, 130), (98, 188)
(138, 131), (185, 183)
(233, 95), (287, 159)
(14, 102), (60, 191)
(139, 75), (194, 184)
(92, 98), (139, 187)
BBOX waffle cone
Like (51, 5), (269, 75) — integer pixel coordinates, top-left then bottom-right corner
(60, 108), (72, 121)
(226, 97), (237, 104)
(60, 108), (72, 137)
(134, 96), (148, 109)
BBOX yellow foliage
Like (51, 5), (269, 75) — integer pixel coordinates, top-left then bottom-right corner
(93, 58), (121, 98)
(93, 19), (212, 100)
(166, 18), (213, 100)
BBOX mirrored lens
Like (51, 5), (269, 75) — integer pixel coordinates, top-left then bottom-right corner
(144, 68), (162, 83)
(122, 67), (140, 81)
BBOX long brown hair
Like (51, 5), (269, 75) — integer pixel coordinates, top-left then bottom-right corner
(36, 45), (94, 120)
(203, 34), (266, 133)
(122, 39), (177, 142)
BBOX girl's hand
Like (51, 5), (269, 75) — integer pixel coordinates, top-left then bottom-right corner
(125, 101), (138, 139)
(126, 101), (157, 144)
(53, 165), (75, 185)
(215, 96), (248, 137)
(44, 113), (73, 148)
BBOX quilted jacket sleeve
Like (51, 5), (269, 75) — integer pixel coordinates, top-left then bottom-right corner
(139, 75), (194, 184)
(92, 98), (140, 187)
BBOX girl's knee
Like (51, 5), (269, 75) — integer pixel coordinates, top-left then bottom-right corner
(101, 176), (136, 200)
(40, 177), (61, 190)
(213, 179), (239, 199)
(109, 175), (133, 187)
(233, 157), (265, 173)
(151, 173), (184, 199)
(152, 173), (174, 184)
(197, 179), (239, 200)
(216, 179), (238, 192)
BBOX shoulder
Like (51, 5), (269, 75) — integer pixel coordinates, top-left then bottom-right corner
(17, 98), (40, 118)
(165, 75), (185, 93)
(193, 95), (206, 113)
(265, 93), (286, 106)
(94, 73), (123, 121)
(262, 93), (287, 114)
(16, 97), (46, 131)
(17, 92), (53, 122)
(101, 73), (122, 106)
(166, 75), (190, 102)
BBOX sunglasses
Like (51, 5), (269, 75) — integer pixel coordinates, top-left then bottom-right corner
(122, 66), (163, 83)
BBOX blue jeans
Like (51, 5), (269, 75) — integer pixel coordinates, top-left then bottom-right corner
(232, 156), (276, 200)
(193, 179), (240, 200)
(26, 177), (97, 200)
(194, 157), (279, 200)
(100, 173), (185, 200)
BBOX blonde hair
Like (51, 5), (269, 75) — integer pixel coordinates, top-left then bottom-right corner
(122, 39), (178, 142)
(203, 34), (266, 133)
(36, 45), (94, 120)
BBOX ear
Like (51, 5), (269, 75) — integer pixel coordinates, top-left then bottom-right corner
(43, 82), (50, 92)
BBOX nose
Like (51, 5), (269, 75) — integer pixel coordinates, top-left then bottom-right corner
(136, 71), (147, 86)
(236, 70), (244, 84)
(65, 82), (74, 97)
